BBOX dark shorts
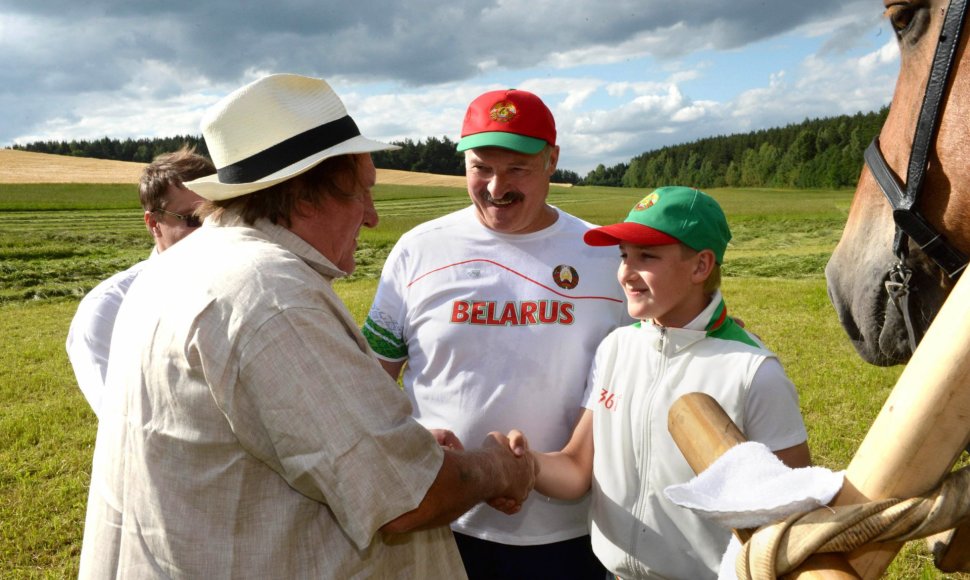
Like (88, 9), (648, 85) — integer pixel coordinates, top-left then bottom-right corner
(453, 532), (607, 580)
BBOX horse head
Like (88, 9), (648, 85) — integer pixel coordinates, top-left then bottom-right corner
(826, 0), (970, 366)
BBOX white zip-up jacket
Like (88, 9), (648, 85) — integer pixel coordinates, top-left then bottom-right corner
(583, 292), (807, 579)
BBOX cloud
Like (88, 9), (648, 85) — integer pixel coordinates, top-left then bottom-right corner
(0, 0), (898, 175)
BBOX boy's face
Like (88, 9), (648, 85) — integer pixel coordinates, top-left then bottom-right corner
(617, 242), (714, 327)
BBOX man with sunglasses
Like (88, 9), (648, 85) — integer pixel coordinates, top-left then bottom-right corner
(66, 146), (214, 418)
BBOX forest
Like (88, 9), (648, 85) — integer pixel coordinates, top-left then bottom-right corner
(594, 107), (889, 189)
(11, 106), (888, 189)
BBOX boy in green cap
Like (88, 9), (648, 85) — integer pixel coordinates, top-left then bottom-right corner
(506, 186), (811, 579)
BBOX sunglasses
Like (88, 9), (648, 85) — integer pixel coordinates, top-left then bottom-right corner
(155, 208), (202, 228)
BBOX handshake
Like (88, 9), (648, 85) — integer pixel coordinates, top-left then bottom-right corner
(432, 428), (537, 515)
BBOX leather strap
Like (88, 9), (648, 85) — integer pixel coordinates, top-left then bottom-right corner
(865, 139), (968, 276)
(864, 0), (969, 279)
(906, 0), (969, 199)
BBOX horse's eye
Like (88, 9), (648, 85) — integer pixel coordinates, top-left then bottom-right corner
(884, 0), (926, 38)
(884, 1), (930, 42)
(886, 3), (916, 34)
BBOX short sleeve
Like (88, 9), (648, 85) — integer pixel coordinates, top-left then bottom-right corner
(743, 358), (808, 452)
(582, 331), (618, 411)
(362, 243), (409, 361)
(65, 264), (143, 418)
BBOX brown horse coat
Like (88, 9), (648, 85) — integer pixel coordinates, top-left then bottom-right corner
(826, 0), (970, 365)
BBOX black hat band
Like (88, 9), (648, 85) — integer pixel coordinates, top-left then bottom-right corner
(216, 115), (361, 184)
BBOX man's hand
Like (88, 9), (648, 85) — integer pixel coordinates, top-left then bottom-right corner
(482, 430), (537, 514)
(381, 429), (540, 533)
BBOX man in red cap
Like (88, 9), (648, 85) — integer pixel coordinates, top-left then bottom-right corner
(364, 89), (629, 578)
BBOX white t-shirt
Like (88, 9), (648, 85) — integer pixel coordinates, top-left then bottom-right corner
(66, 259), (149, 418)
(583, 292), (808, 578)
(364, 205), (630, 545)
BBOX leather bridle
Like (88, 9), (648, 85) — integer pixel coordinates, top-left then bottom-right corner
(863, 0), (970, 351)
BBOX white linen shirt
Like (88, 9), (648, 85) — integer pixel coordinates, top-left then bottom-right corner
(79, 213), (466, 579)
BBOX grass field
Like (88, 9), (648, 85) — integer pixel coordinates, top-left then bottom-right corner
(1, 180), (964, 578)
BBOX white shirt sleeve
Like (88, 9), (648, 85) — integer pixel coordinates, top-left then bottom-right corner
(362, 242), (410, 361)
(743, 357), (808, 451)
(65, 263), (145, 418)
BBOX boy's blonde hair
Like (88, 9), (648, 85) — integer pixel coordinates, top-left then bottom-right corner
(705, 263), (722, 294)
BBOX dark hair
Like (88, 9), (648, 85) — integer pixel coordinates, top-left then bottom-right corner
(199, 153), (365, 227)
(139, 145), (216, 211)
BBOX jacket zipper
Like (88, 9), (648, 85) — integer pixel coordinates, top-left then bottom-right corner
(629, 324), (668, 576)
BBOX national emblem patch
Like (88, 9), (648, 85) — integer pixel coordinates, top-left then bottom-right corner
(489, 101), (517, 123)
(633, 192), (660, 212)
(552, 264), (579, 290)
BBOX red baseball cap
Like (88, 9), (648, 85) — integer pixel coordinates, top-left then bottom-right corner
(456, 89), (556, 154)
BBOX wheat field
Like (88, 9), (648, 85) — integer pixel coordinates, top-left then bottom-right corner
(0, 148), (469, 188)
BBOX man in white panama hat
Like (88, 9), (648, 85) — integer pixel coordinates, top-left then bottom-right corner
(78, 74), (536, 579)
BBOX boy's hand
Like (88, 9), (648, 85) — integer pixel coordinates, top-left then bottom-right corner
(506, 429), (530, 458)
(429, 428), (464, 450)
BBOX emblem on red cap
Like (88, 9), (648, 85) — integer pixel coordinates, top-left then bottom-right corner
(489, 101), (518, 123)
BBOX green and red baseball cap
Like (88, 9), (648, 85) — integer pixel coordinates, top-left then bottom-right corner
(584, 186), (732, 263)
(456, 89), (556, 154)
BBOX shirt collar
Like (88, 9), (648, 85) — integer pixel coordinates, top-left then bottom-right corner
(683, 290), (724, 332)
(644, 290), (726, 355)
(208, 210), (346, 280)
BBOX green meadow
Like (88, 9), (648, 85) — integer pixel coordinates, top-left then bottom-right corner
(1, 182), (962, 578)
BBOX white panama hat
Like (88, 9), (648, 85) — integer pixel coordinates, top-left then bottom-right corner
(185, 74), (398, 200)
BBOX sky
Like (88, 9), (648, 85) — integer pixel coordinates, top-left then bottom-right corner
(0, 0), (901, 175)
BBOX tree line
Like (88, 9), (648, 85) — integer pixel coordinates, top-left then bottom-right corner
(11, 106), (887, 189)
(14, 135), (210, 164)
(586, 107), (889, 189)
(369, 136), (583, 185)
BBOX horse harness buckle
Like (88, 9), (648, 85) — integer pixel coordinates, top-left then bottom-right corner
(884, 262), (913, 303)
(885, 261), (921, 352)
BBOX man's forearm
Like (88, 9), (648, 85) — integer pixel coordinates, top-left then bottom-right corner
(380, 445), (533, 534)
